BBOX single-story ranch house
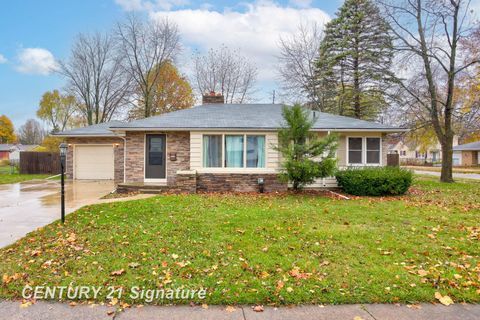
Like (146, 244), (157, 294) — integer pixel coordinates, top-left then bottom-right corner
(56, 95), (407, 192)
(453, 141), (480, 166)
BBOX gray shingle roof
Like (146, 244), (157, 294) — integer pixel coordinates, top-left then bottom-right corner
(55, 121), (125, 136)
(0, 144), (37, 151)
(109, 104), (405, 131)
(453, 141), (480, 151)
(0, 144), (15, 152)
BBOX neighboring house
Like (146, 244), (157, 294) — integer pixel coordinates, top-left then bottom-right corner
(8, 145), (39, 162)
(0, 145), (11, 160)
(55, 94), (406, 192)
(388, 137), (459, 164)
(0, 144), (38, 161)
(453, 141), (480, 166)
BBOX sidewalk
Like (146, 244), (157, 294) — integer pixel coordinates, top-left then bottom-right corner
(1, 301), (479, 320)
(413, 170), (480, 180)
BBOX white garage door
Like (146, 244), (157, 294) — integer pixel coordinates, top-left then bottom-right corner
(452, 151), (462, 166)
(75, 145), (114, 180)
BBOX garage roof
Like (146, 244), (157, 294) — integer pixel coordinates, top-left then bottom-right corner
(453, 141), (480, 151)
(55, 121), (125, 137)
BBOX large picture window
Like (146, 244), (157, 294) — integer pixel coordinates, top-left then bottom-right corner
(202, 134), (266, 168)
(203, 135), (222, 167)
(247, 136), (265, 168)
(225, 135), (244, 167)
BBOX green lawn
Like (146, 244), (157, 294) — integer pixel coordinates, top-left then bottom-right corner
(0, 165), (52, 184)
(1, 176), (479, 305)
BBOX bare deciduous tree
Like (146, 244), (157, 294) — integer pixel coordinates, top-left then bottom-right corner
(378, 0), (479, 182)
(193, 45), (258, 104)
(59, 32), (131, 125)
(116, 14), (181, 118)
(277, 22), (326, 108)
(18, 119), (45, 145)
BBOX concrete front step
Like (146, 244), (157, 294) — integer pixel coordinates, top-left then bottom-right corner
(138, 189), (164, 194)
(117, 183), (170, 194)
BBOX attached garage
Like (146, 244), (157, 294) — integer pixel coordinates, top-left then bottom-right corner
(74, 145), (114, 180)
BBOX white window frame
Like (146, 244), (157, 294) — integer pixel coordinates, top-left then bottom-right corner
(346, 136), (382, 166)
(202, 134), (267, 169)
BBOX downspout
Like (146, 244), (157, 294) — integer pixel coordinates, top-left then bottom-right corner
(119, 136), (126, 183)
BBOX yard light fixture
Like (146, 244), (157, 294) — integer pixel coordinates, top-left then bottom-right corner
(258, 178), (265, 193)
(59, 143), (68, 224)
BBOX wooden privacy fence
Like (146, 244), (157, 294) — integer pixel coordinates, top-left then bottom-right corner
(20, 152), (61, 174)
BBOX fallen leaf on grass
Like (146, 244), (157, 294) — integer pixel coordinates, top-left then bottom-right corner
(418, 269), (429, 277)
(110, 269), (125, 276)
(435, 292), (454, 306)
(128, 262), (140, 269)
(276, 280), (284, 291)
(353, 316), (364, 320)
(201, 304), (209, 309)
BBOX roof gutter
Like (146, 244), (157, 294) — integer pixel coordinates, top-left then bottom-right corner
(108, 127), (409, 133)
(53, 133), (126, 138)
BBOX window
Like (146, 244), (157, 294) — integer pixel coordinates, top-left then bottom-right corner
(366, 138), (380, 164)
(225, 135), (244, 167)
(348, 138), (363, 164)
(203, 135), (222, 167)
(400, 150), (406, 156)
(202, 134), (266, 168)
(247, 136), (265, 168)
(348, 137), (382, 165)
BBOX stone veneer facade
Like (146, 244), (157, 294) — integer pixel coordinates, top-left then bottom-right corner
(196, 173), (287, 193)
(65, 137), (124, 182)
(124, 131), (190, 184)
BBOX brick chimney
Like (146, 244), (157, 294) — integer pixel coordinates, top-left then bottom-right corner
(202, 91), (225, 104)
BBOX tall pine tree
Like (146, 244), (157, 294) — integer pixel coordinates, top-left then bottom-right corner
(315, 0), (394, 120)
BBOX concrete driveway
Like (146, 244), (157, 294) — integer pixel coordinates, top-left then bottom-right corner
(0, 179), (115, 248)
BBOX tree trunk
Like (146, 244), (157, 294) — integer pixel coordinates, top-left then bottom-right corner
(87, 110), (93, 126)
(440, 135), (454, 182)
(144, 95), (151, 118)
(353, 57), (361, 119)
(353, 28), (361, 119)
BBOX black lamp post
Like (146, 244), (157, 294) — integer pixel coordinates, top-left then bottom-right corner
(59, 143), (67, 224)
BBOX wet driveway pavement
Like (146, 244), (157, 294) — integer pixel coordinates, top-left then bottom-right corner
(0, 179), (115, 248)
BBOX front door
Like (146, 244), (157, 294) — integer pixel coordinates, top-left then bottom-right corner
(145, 134), (166, 179)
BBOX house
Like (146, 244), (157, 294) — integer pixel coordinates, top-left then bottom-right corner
(0, 145), (11, 160)
(8, 144), (39, 162)
(55, 95), (407, 192)
(388, 136), (458, 164)
(453, 141), (480, 166)
(0, 144), (38, 162)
